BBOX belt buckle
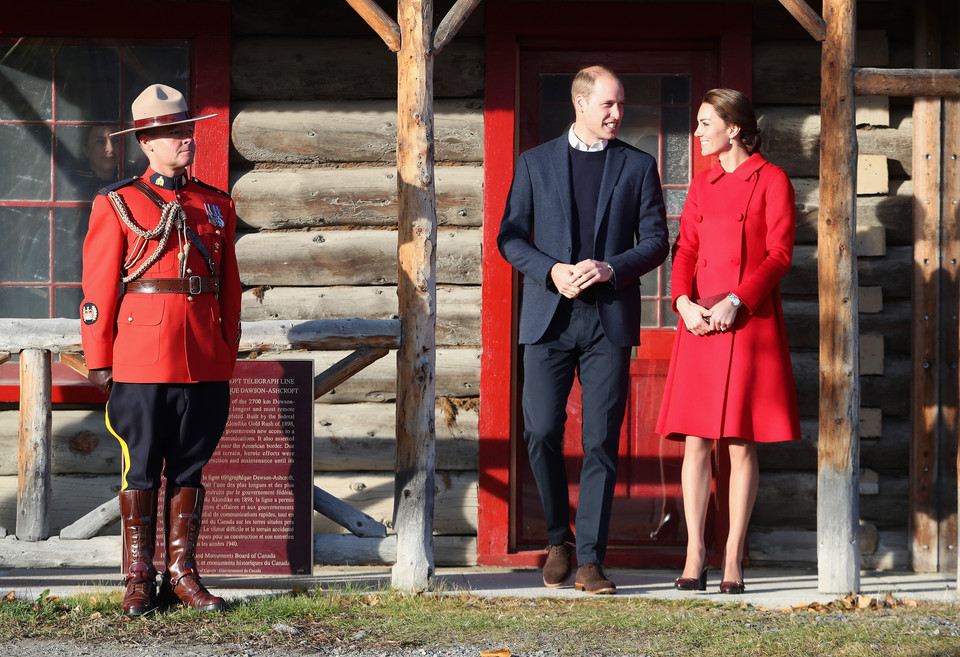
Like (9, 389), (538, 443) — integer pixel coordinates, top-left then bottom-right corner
(188, 276), (203, 294)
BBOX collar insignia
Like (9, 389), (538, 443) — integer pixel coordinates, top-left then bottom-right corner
(150, 173), (189, 190)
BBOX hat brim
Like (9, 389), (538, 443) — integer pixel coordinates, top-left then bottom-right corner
(110, 113), (217, 137)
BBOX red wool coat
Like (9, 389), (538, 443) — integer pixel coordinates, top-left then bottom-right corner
(80, 168), (241, 384)
(655, 153), (801, 443)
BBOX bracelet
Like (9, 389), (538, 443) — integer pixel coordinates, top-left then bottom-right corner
(604, 262), (614, 277)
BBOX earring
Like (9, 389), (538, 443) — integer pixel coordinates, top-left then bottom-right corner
(729, 138), (734, 145)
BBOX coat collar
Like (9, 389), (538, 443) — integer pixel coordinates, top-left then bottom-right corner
(144, 167), (190, 190)
(706, 152), (767, 183)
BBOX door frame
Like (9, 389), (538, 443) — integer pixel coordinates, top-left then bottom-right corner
(478, 1), (753, 566)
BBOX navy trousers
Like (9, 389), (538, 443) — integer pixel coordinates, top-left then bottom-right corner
(106, 381), (230, 491)
(521, 303), (632, 565)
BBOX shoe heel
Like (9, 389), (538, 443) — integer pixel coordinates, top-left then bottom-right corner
(696, 566), (708, 591)
(674, 565), (708, 592)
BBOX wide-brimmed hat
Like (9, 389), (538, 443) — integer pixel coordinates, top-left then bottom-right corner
(110, 84), (216, 137)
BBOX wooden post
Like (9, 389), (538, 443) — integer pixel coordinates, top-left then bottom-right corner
(16, 349), (53, 542)
(910, 0), (943, 574)
(393, 0), (437, 591)
(817, 0), (861, 593)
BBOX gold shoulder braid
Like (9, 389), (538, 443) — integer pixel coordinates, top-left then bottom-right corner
(108, 190), (190, 283)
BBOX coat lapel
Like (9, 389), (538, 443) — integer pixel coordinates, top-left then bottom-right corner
(595, 140), (626, 237)
(547, 135), (573, 235)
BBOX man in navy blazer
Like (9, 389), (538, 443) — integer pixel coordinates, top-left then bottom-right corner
(498, 66), (668, 594)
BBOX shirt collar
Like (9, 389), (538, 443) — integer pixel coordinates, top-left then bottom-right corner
(145, 168), (190, 190)
(568, 125), (607, 152)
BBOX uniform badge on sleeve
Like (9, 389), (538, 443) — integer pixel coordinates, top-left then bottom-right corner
(204, 203), (225, 227)
(81, 302), (99, 325)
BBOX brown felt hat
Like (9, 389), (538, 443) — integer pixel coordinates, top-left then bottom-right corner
(110, 84), (216, 137)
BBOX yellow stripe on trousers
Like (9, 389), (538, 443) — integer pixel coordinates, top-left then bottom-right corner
(104, 399), (132, 491)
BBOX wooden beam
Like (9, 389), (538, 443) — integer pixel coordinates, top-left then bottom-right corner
(778, 0), (827, 42)
(17, 349), (53, 542)
(817, 0), (861, 594)
(344, 0), (401, 52)
(393, 0), (437, 592)
(0, 352), (9, 366)
(314, 347), (390, 399)
(432, 0), (482, 54)
(59, 497), (120, 540)
(854, 68), (960, 97)
(314, 485), (388, 537)
(910, 0), (943, 575)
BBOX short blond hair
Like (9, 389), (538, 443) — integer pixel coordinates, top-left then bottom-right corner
(571, 65), (619, 105)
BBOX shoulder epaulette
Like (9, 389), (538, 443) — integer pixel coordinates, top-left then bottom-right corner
(97, 176), (138, 196)
(191, 177), (230, 197)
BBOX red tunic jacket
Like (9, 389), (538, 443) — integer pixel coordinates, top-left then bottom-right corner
(80, 168), (241, 384)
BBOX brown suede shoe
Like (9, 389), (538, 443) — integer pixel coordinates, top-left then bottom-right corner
(542, 541), (575, 587)
(575, 562), (617, 594)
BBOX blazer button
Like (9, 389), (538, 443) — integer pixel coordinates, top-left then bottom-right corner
(737, 213), (745, 222)
(694, 215), (702, 223)
(700, 258), (707, 268)
(127, 316), (133, 322)
(187, 295), (194, 302)
(731, 257), (741, 266)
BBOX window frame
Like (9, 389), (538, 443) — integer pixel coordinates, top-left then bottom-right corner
(0, 1), (231, 403)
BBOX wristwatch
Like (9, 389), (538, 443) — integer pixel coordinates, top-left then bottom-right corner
(728, 293), (742, 308)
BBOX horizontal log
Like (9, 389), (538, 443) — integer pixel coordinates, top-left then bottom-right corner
(0, 475), (118, 537)
(757, 418), (910, 473)
(235, 228), (481, 286)
(314, 534), (476, 566)
(0, 535), (121, 568)
(231, 37), (483, 100)
(790, 350), (910, 419)
(241, 318), (399, 352)
(0, 410), (120, 476)
(257, 347), (479, 403)
(2, 401), (478, 476)
(231, 100), (482, 165)
(312, 471), (477, 535)
(233, 166), (483, 230)
(782, 299), (911, 354)
(316, 402), (478, 471)
(0, 319), (400, 354)
(780, 245), (913, 299)
(794, 186), (915, 246)
(747, 529), (909, 569)
(241, 285), (481, 347)
(760, 105), (913, 177)
(855, 68), (960, 97)
(753, 41), (821, 105)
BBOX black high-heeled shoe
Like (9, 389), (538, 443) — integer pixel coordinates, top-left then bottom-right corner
(674, 565), (708, 591)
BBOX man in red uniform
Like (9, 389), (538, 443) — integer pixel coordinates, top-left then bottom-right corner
(80, 84), (241, 616)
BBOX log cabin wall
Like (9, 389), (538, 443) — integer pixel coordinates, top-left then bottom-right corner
(0, 0), (936, 571)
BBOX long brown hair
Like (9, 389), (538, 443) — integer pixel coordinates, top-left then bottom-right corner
(702, 88), (761, 154)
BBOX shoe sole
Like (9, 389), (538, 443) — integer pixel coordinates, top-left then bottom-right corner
(574, 583), (617, 595)
(542, 576), (571, 588)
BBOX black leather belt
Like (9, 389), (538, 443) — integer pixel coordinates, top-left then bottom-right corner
(124, 277), (220, 295)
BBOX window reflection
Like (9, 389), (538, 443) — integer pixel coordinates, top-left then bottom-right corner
(0, 37), (188, 320)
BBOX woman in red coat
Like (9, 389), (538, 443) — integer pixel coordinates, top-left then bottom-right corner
(655, 89), (801, 594)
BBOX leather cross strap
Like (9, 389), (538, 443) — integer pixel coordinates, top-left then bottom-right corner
(123, 277), (220, 295)
(131, 178), (220, 277)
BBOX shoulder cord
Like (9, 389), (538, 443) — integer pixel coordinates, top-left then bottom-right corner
(107, 190), (189, 283)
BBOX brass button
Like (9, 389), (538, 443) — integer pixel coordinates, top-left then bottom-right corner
(187, 295), (194, 302)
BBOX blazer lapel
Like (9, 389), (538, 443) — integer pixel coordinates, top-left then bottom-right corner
(547, 136), (573, 235)
(595, 141), (626, 235)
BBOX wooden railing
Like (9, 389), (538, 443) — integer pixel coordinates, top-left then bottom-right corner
(1, 317), (399, 562)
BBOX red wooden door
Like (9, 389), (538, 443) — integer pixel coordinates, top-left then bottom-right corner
(478, 1), (753, 568)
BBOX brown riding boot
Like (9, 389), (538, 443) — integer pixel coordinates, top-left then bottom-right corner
(119, 489), (159, 616)
(159, 485), (225, 612)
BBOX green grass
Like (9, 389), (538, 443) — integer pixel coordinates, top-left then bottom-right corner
(2, 586), (959, 656)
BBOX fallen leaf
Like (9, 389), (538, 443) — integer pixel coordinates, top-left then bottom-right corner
(480, 650), (511, 657)
(856, 595), (873, 610)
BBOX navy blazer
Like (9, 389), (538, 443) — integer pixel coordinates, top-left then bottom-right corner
(497, 135), (669, 347)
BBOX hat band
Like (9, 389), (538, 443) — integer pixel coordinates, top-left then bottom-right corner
(132, 111), (193, 131)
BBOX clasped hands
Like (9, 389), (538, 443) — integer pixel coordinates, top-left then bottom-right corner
(677, 295), (739, 336)
(550, 259), (612, 299)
